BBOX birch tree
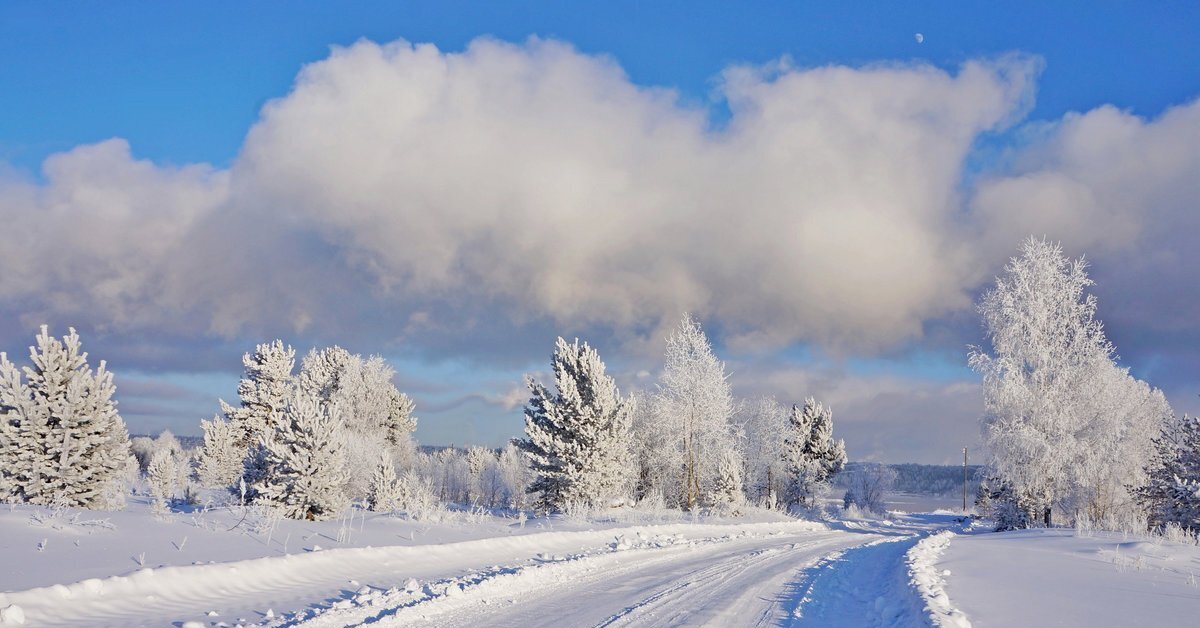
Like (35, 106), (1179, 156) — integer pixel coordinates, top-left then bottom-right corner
(652, 314), (737, 510)
(970, 237), (1171, 527)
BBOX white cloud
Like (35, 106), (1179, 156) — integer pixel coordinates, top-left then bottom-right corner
(970, 98), (1200, 383)
(2, 36), (1194, 384)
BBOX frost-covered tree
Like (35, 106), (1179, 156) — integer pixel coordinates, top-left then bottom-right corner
(297, 346), (353, 402)
(1137, 414), (1200, 533)
(297, 348), (419, 498)
(782, 398), (847, 507)
(516, 337), (635, 510)
(647, 314), (738, 510)
(195, 415), (244, 488)
(712, 447), (745, 513)
(223, 340), (296, 451)
(0, 326), (132, 509)
(739, 397), (789, 508)
(842, 463), (896, 514)
(247, 387), (349, 520)
(970, 238), (1171, 527)
(146, 449), (179, 512)
(367, 451), (403, 512)
(496, 442), (531, 509)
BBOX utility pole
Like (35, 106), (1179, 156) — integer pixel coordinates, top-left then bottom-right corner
(962, 447), (968, 514)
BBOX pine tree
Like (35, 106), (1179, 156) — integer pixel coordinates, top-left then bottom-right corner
(712, 447), (745, 513)
(247, 387), (350, 520)
(224, 340), (295, 450)
(782, 398), (847, 507)
(0, 327), (132, 509)
(1138, 414), (1200, 533)
(516, 337), (634, 511)
(146, 449), (179, 513)
(195, 415), (244, 488)
(367, 451), (402, 512)
(297, 346), (352, 402)
(385, 389), (418, 447)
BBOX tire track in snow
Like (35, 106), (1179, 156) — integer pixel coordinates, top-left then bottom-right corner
(294, 529), (876, 627)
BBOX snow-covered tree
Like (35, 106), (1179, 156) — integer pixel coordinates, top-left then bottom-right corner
(195, 415), (244, 488)
(223, 340), (295, 451)
(516, 337), (635, 510)
(146, 449), (179, 512)
(367, 451), (403, 512)
(739, 397), (789, 508)
(247, 387), (349, 520)
(646, 314), (738, 510)
(297, 346), (353, 402)
(465, 446), (494, 506)
(842, 463), (896, 514)
(0, 326), (132, 509)
(782, 398), (847, 507)
(496, 442), (531, 509)
(297, 348), (419, 498)
(970, 238), (1171, 527)
(712, 446), (745, 513)
(1137, 414), (1200, 533)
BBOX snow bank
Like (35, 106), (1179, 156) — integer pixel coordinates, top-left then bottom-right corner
(905, 530), (970, 627)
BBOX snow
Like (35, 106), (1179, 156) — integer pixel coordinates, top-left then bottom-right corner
(5, 496), (1200, 627)
(938, 528), (1200, 626)
(906, 531), (970, 627)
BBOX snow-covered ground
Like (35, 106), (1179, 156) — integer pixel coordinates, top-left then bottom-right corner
(4, 495), (1198, 627)
(938, 527), (1200, 627)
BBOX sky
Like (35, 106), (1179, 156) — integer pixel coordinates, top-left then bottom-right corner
(1, 1), (1198, 463)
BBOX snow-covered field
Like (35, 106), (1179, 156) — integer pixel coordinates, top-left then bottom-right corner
(938, 527), (1200, 627)
(3, 497), (1198, 627)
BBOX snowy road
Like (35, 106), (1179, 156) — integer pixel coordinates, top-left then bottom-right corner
(3, 516), (955, 627)
(298, 529), (880, 627)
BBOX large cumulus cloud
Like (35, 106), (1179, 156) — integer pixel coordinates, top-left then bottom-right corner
(0, 38), (1041, 360)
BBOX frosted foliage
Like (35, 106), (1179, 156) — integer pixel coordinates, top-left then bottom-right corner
(970, 238), (1171, 526)
(298, 346), (352, 401)
(497, 443), (531, 509)
(711, 447), (745, 512)
(1138, 414), (1200, 532)
(297, 348), (419, 498)
(248, 387), (350, 521)
(0, 326), (131, 510)
(342, 429), (389, 499)
(224, 340), (295, 449)
(516, 337), (635, 510)
(146, 449), (179, 511)
(738, 397), (789, 507)
(195, 415), (244, 488)
(646, 314), (737, 510)
(367, 452), (402, 512)
(783, 398), (847, 507)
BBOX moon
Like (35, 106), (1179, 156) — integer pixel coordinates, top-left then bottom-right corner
(915, 33), (924, 44)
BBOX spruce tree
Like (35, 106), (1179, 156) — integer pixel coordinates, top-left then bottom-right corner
(0, 327), (131, 509)
(516, 337), (634, 510)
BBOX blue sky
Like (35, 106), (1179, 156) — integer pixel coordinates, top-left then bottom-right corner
(1, 2), (1198, 462)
